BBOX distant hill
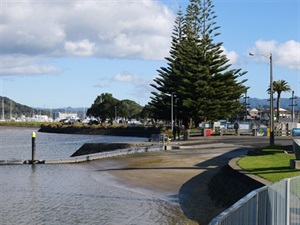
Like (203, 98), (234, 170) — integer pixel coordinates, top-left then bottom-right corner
(0, 96), (86, 120)
(1, 96), (298, 120)
(0, 96), (36, 119)
(243, 97), (299, 110)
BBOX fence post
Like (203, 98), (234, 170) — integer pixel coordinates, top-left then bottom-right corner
(256, 193), (259, 225)
(286, 179), (290, 225)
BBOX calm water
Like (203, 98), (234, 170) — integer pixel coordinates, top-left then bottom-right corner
(0, 127), (149, 160)
(0, 128), (187, 225)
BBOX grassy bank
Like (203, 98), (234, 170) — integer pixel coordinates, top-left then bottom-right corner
(0, 121), (44, 127)
(238, 147), (300, 183)
(0, 121), (161, 130)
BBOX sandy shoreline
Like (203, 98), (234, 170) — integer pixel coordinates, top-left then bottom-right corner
(86, 144), (238, 225)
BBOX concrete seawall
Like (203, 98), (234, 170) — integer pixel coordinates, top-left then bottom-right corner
(0, 144), (164, 165)
(45, 144), (163, 164)
(70, 142), (157, 157)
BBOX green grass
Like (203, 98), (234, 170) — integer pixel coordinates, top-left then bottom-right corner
(238, 148), (300, 183)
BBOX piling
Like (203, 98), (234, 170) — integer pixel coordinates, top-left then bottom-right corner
(31, 132), (36, 164)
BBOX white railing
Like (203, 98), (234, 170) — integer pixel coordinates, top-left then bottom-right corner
(209, 176), (300, 225)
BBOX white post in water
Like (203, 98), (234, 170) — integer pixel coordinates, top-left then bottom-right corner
(31, 132), (36, 163)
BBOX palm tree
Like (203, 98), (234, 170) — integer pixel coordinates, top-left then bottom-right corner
(268, 80), (291, 122)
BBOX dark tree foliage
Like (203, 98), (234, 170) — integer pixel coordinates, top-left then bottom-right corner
(87, 93), (119, 123)
(140, 104), (154, 119)
(87, 93), (143, 123)
(150, 0), (248, 127)
(118, 99), (143, 119)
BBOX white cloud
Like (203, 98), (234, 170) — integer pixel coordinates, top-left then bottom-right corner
(2, 2), (66, 55)
(112, 72), (140, 83)
(93, 82), (109, 89)
(220, 46), (239, 65)
(2, 0), (174, 59)
(64, 39), (95, 57)
(112, 71), (152, 101)
(0, 55), (61, 76)
(251, 40), (300, 70)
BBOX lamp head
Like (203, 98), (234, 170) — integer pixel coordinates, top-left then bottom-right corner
(249, 53), (255, 56)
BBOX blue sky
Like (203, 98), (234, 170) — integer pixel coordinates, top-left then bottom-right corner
(0, 0), (299, 109)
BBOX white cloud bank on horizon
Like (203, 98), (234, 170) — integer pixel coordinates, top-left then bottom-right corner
(250, 40), (300, 71)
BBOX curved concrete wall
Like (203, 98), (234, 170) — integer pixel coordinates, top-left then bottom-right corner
(293, 139), (300, 160)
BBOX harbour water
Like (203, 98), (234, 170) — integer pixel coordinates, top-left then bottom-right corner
(0, 127), (150, 160)
(0, 127), (187, 225)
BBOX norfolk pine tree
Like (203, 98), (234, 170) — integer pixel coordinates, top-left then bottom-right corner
(150, 8), (185, 122)
(184, 0), (248, 123)
(150, 0), (248, 127)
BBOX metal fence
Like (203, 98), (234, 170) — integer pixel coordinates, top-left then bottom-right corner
(209, 176), (300, 225)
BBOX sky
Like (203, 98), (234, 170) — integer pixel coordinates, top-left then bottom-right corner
(0, 0), (299, 109)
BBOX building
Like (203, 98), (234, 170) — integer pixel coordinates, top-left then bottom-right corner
(56, 112), (79, 121)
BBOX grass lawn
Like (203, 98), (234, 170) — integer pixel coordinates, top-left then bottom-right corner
(237, 148), (300, 183)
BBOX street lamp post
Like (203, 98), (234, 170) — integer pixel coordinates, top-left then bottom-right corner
(249, 53), (274, 146)
(171, 92), (176, 132)
(171, 93), (173, 132)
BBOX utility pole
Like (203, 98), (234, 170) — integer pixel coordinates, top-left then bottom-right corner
(243, 91), (250, 121)
(249, 52), (274, 146)
(289, 90), (297, 123)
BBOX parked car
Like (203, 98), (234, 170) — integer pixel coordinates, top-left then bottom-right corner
(88, 119), (99, 125)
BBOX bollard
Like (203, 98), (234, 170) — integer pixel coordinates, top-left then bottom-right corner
(32, 132), (36, 163)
